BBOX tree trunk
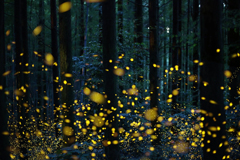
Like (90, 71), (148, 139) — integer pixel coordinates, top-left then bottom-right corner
(118, 0), (123, 44)
(200, 0), (228, 159)
(37, 0), (47, 131)
(192, 0), (199, 108)
(14, 0), (29, 159)
(227, 0), (240, 112)
(0, 0), (11, 159)
(102, 0), (119, 159)
(149, 0), (160, 146)
(172, 0), (181, 114)
(51, 0), (61, 138)
(59, 0), (75, 146)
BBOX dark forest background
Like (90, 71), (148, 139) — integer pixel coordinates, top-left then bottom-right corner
(1, 0), (240, 160)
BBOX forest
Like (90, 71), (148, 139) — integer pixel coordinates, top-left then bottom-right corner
(0, 0), (240, 159)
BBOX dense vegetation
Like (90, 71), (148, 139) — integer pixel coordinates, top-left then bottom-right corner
(0, 0), (240, 160)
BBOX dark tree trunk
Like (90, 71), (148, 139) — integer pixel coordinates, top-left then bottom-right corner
(192, 0), (199, 108)
(14, 0), (29, 159)
(200, 0), (228, 159)
(172, 0), (181, 114)
(99, 3), (102, 45)
(149, 0), (160, 146)
(51, 0), (61, 138)
(80, 0), (84, 56)
(134, 0), (143, 44)
(59, 0), (75, 146)
(102, 0), (119, 159)
(118, 0), (123, 44)
(227, 0), (240, 111)
(0, 0), (11, 159)
(37, 0), (46, 131)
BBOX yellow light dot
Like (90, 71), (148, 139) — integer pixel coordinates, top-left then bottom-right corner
(7, 44), (11, 51)
(93, 116), (104, 127)
(63, 126), (73, 136)
(43, 96), (49, 101)
(209, 100), (217, 105)
(216, 48), (220, 53)
(150, 147), (154, 151)
(113, 140), (118, 145)
(109, 59), (112, 63)
(59, 2), (72, 13)
(126, 66), (130, 70)
(175, 65), (179, 71)
(113, 68), (125, 76)
(203, 81), (208, 86)
(193, 59), (199, 63)
(3, 70), (11, 76)
(201, 97), (206, 100)
(224, 70), (232, 78)
(45, 53), (54, 66)
(146, 129), (153, 135)
(83, 87), (91, 95)
(6, 30), (10, 36)
(188, 75), (195, 82)
(172, 89), (179, 96)
(89, 91), (105, 104)
(32, 25), (42, 36)
(130, 58), (134, 61)
(144, 109), (157, 121)
(65, 73), (72, 77)
(166, 99), (172, 103)
(89, 146), (93, 150)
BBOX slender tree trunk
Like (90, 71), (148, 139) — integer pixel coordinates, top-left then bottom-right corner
(37, 0), (47, 131)
(118, 0), (123, 45)
(80, 0), (84, 56)
(51, 0), (61, 138)
(102, 0), (119, 159)
(200, 0), (228, 159)
(192, 0), (199, 108)
(227, 0), (240, 112)
(0, 0), (11, 159)
(172, 0), (181, 114)
(14, 0), (29, 159)
(149, 0), (160, 146)
(59, 0), (75, 146)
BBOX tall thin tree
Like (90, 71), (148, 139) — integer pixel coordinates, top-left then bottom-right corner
(227, 0), (240, 113)
(51, 0), (61, 138)
(102, 0), (119, 159)
(0, 0), (11, 159)
(171, 0), (181, 114)
(200, 0), (228, 159)
(14, 0), (29, 159)
(59, 0), (75, 146)
(149, 0), (160, 146)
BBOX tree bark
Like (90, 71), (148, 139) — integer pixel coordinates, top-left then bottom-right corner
(59, 0), (75, 146)
(0, 0), (11, 159)
(200, 0), (228, 159)
(14, 0), (29, 159)
(149, 0), (160, 146)
(51, 0), (61, 138)
(102, 0), (119, 159)
(227, 0), (240, 111)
